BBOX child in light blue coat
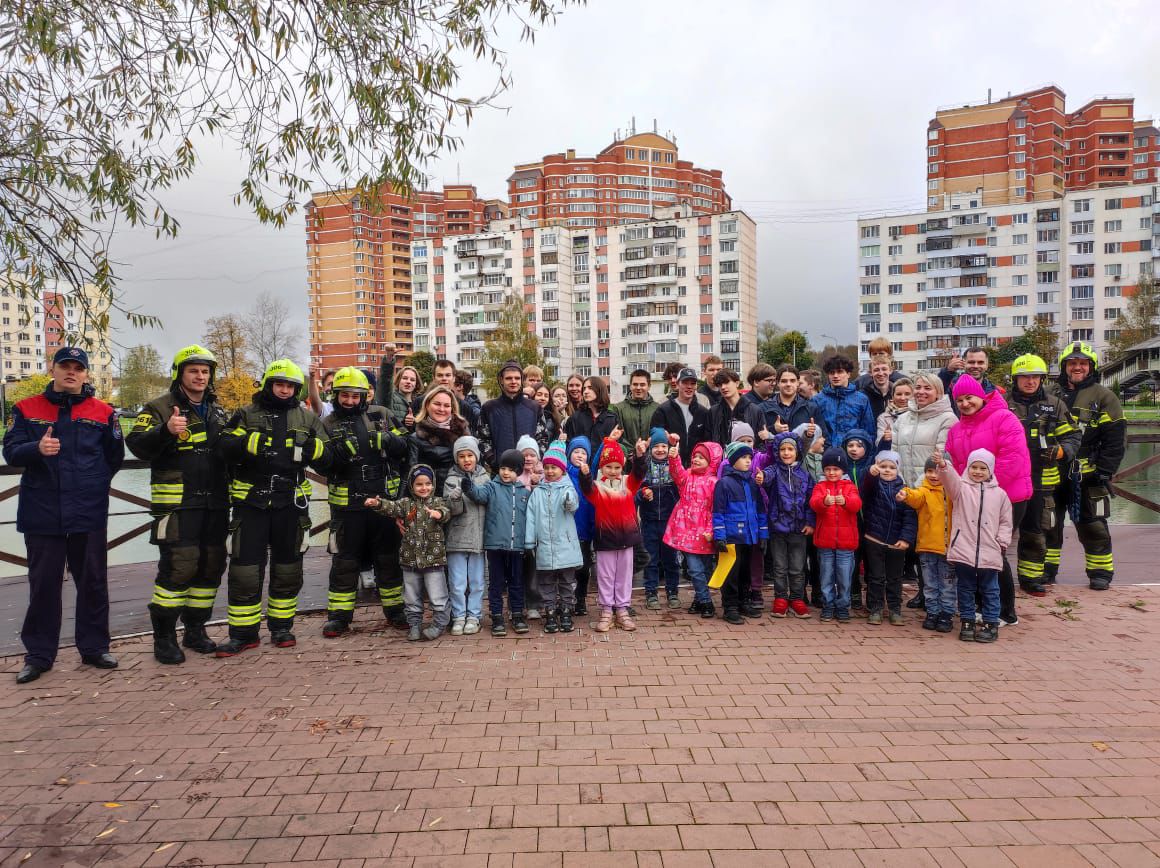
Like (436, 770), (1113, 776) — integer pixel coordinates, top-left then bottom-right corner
(526, 441), (582, 634)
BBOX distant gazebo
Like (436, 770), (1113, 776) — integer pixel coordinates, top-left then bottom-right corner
(1101, 335), (1160, 399)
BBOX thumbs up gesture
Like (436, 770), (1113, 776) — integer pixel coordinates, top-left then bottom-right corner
(806, 418), (817, 438)
(774, 416), (788, 433)
(38, 425), (60, 457)
(167, 406), (188, 437)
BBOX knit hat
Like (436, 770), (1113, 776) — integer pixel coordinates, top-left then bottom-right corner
(725, 442), (753, 466)
(598, 437), (626, 468)
(497, 359), (523, 382)
(516, 434), (539, 456)
(951, 375), (986, 400)
(924, 455), (940, 472)
(453, 435), (480, 462)
(409, 464), (435, 487)
(498, 449), (525, 474)
(649, 426), (669, 449)
(876, 449), (901, 467)
(966, 447), (996, 476)
(730, 421), (755, 442)
(543, 440), (568, 472)
(822, 447), (849, 473)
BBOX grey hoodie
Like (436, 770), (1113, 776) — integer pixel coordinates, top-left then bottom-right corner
(444, 462), (490, 553)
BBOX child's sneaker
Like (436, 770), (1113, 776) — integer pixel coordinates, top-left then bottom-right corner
(558, 608), (574, 633)
(667, 592), (681, 609)
(820, 608), (835, 622)
(616, 609), (637, 631)
(526, 608), (541, 620)
(512, 612), (530, 634)
(888, 612), (904, 626)
(975, 622), (998, 643)
(700, 600), (716, 619)
(544, 611), (559, 634)
(922, 612), (938, 630)
(935, 613), (954, 633)
(575, 600), (588, 617)
(743, 600), (764, 619)
(464, 617), (481, 635)
(836, 609), (851, 623)
(491, 616), (507, 637)
(789, 600), (811, 619)
(645, 593), (661, 610)
(959, 619), (976, 642)
(723, 608), (744, 625)
(867, 611), (883, 625)
(422, 624), (443, 641)
(594, 609), (613, 632)
(450, 618), (466, 636)
(408, 625), (422, 641)
(771, 598), (789, 618)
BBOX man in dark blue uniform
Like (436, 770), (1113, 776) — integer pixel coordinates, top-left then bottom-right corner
(3, 347), (125, 683)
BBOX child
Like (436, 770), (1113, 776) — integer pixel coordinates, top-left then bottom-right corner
(859, 450), (917, 625)
(937, 448), (1012, 643)
(364, 465), (451, 641)
(461, 449), (532, 636)
(664, 435), (723, 618)
(714, 442), (769, 625)
(637, 428), (680, 609)
(875, 377), (913, 450)
(899, 456), (954, 633)
(841, 428), (874, 611)
(763, 432), (815, 618)
(718, 421), (768, 616)
(566, 437), (596, 616)
(579, 436), (647, 632)
(443, 436), (489, 636)
(525, 441), (582, 634)
(809, 449), (862, 622)
(516, 435), (544, 620)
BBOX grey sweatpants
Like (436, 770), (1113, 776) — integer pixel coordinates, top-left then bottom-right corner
(403, 567), (449, 629)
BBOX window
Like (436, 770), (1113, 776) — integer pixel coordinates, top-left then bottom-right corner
(1105, 307), (1121, 320)
(1105, 285), (1122, 297)
(888, 265), (903, 275)
(863, 321), (881, 333)
(888, 284), (903, 295)
(860, 244), (880, 257)
(888, 322), (903, 333)
(1104, 242), (1122, 254)
(863, 265), (880, 276)
(719, 219), (738, 234)
(1012, 275), (1028, 286)
(1037, 291), (1058, 304)
(1070, 285), (1094, 300)
(927, 146), (939, 157)
(1071, 220), (1094, 235)
(1071, 329), (1094, 342)
(1105, 198), (1122, 210)
(1014, 134), (1026, 146)
(1012, 213), (1028, 224)
(1014, 152), (1026, 164)
(887, 244), (902, 255)
(1012, 295), (1028, 306)
(1015, 117), (1026, 129)
(1105, 264), (1122, 278)
(1104, 220), (1122, 232)
(1013, 233), (1028, 245)
(1014, 169), (1026, 180)
(1013, 315), (1029, 327)
(1015, 187), (1026, 198)
(888, 303), (903, 313)
(1012, 254), (1029, 266)
(718, 240), (736, 253)
(861, 225), (880, 239)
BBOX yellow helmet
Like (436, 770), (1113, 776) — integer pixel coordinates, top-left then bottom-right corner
(1058, 341), (1098, 372)
(261, 359), (306, 395)
(332, 366), (370, 393)
(1011, 354), (1048, 378)
(171, 344), (217, 383)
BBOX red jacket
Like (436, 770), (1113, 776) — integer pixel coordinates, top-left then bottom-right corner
(809, 478), (862, 550)
(580, 457), (644, 551)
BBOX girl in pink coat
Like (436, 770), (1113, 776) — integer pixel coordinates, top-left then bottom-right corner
(663, 436), (723, 618)
(945, 376), (1031, 627)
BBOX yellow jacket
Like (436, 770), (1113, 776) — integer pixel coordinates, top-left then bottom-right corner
(901, 477), (952, 555)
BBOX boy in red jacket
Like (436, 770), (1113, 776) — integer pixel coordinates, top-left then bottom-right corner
(808, 448), (863, 622)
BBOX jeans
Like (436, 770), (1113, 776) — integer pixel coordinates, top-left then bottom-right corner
(864, 538), (905, 615)
(685, 553), (713, 604)
(596, 547), (633, 609)
(769, 532), (808, 602)
(402, 567), (449, 629)
(818, 547), (854, 614)
(955, 563), (999, 624)
(641, 518), (679, 596)
(487, 550), (525, 616)
(919, 553), (955, 618)
(447, 552), (485, 620)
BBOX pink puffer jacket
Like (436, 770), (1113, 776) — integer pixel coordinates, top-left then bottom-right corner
(945, 390), (1033, 503)
(663, 441), (723, 554)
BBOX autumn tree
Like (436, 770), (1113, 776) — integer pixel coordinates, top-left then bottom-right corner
(406, 351), (437, 387)
(216, 372), (260, 413)
(203, 314), (255, 378)
(1108, 276), (1159, 362)
(117, 345), (169, 409)
(0, 0), (579, 331)
(479, 295), (554, 389)
(243, 291), (303, 371)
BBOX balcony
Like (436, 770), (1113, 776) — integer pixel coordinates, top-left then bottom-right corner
(858, 313), (881, 323)
(478, 241), (505, 257)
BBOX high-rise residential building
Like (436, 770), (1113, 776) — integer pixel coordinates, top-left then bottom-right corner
(856, 183), (1159, 374)
(411, 206), (757, 396)
(507, 131), (730, 228)
(926, 85), (1160, 210)
(305, 184), (506, 370)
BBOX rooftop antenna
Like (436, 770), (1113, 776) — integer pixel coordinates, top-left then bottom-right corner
(987, 88), (991, 104)
(631, 116), (636, 135)
(653, 118), (657, 133)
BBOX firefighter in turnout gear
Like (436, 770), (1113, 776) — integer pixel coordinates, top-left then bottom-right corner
(216, 360), (332, 655)
(127, 345), (230, 664)
(1045, 342), (1127, 590)
(1006, 354), (1080, 598)
(320, 367), (409, 636)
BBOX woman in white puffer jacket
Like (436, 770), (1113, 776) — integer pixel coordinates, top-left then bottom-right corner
(888, 372), (958, 487)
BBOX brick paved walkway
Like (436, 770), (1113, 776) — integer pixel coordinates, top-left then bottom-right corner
(1, 585), (1159, 867)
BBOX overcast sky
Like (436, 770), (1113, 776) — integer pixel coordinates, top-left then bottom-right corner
(108, 0), (1160, 366)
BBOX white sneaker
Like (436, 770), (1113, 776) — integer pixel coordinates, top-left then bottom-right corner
(463, 617), (481, 635)
(450, 618), (466, 636)
(359, 570), (376, 590)
(998, 614), (1019, 627)
(526, 608), (541, 620)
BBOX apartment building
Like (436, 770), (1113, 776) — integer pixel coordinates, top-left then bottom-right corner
(508, 131), (730, 228)
(305, 185), (507, 370)
(412, 206), (757, 396)
(856, 182), (1160, 374)
(927, 85), (1160, 209)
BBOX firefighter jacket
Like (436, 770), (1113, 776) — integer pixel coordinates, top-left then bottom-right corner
(1049, 374), (1127, 481)
(321, 403), (407, 508)
(1007, 388), (1081, 490)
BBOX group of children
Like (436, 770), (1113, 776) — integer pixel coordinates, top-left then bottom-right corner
(365, 416), (1013, 644)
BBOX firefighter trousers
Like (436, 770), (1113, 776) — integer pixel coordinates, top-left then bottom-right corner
(226, 504), (310, 638)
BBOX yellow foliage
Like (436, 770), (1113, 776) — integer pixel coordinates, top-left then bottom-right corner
(215, 371), (258, 412)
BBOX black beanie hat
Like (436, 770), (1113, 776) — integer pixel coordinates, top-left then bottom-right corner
(499, 449), (525, 474)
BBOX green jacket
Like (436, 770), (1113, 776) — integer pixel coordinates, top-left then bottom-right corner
(370, 494), (450, 569)
(612, 395), (659, 448)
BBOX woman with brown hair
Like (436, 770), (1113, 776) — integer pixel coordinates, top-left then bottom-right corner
(564, 376), (619, 445)
(565, 374), (585, 414)
(387, 365), (424, 431)
(407, 386), (470, 495)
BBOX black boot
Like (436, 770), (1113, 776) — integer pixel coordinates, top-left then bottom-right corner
(906, 589), (926, 609)
(270, 627), (297, 648)
(558, 607), (574, 633)
(181, 610), (217, 654)
(150, 607), (185, 665)
(384, 606), (409, 629)
(215, 629), (260, 658)
(543, 610), (559, 634)
(322, 618), (349, 638)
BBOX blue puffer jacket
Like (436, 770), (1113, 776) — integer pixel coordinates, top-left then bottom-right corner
(859, 472), (917, 547)
(636, 455), (679, 524)
(712, 466), (769, 545)
(463, 475), (531, 552)
(762, 433), (816, 535)
(566, 436), (596, 542)
(841, 428), (875, 489)
(525, 477), (582, 570)
(2, 385), (125, 535)
(812, 382), (876, 445)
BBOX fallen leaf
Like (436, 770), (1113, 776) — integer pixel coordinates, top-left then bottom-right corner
(393, 804), (401, 813)
(19, 854), (31, 864)
(154, 842), (176, 852)
(428, 817), (443, 827)
(95, 827), (116, 839)
(54, 777), (70, 785)
(103, 802), (122, 808)
(1092, 741), (1109, 751)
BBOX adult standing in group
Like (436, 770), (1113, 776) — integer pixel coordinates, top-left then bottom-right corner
(1044, 342), (1126, 590)
(662, 362), (684, 399)
(565, 374), (585, 414)
(408, 386), (471, 495)
(945, 375), (1031, 626)
(1006, 355), (1080, 597)
(697, 355), (724, 408)
(886, 372), (957, 488)
(379, 345), (423, 431)
(564, 376), (620, 445)
(4, 348), (125, 684)
(431, 359), (457, 391)
(859, 357), (895, 423)
(743, 363), (778, 412)
(854, 339), (907, 391)
(549, 385), (571, 434)
(764, 364), (817, 435)
(126, 345), (230, 664)
(477, 360), (551, 471)
(940, 347), (998, 415)
(705, 369), (768, 448)
(811, 355), (877, 446)
(651, 367), (710, 465)
(454, 370), (481, 433)
(612, 368), (659, 449)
